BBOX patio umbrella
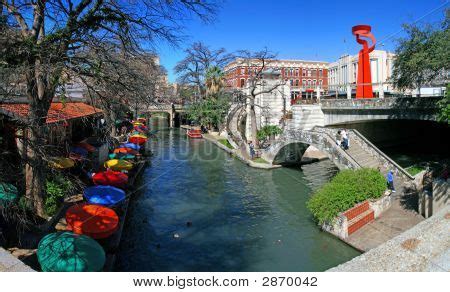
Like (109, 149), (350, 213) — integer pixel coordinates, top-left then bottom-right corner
(120, 142), (141, 151)
(76, 142), (96, 153)
(65, 203), (119, 239)
(92, 171), (128, 188)
(49, 157), (75, 169)
(104, 159), (133, 171)
(0, 183), (18, 206)
(108, 153), (136, 160)
(129, 134), (148, 145)
(113, 147), (139, 155)
(83, 185), (126, 206)
(37, 232), (105, 272)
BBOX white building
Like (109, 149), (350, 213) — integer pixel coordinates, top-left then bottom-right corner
(328, 50), (396, 95)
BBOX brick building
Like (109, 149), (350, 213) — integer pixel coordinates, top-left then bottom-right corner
(224, 58), (329, 102)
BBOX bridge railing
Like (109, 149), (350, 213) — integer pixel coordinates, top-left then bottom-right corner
(319, 96), (443, 110)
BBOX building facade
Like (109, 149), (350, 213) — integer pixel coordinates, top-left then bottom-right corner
(224, 58), (329, 101)
(328, 50), (396, 95)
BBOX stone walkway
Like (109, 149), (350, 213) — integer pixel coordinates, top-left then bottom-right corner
(0, 247), (34, 272)
(329, 206), (449, 272)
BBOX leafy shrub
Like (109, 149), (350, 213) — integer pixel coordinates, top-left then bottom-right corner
(218, 139), (233, 149)
(256, 125), (283, 142)
(45, 174), (74, 217)
(307, 168), (386, 225)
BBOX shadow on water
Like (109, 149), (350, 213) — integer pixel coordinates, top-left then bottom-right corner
(116, 122), (360, 272)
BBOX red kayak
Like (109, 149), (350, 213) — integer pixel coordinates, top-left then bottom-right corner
(92, 171), (128, 188)
(113, 147), (139, 155)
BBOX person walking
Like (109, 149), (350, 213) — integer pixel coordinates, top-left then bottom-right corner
(387, 170), (395, 193)
(336, 130), (342, 146)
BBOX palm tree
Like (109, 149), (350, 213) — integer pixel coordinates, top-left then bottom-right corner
(205, 66), (225, 98)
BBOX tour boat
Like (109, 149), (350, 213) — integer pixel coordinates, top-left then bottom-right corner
(187, 128), (203, 139)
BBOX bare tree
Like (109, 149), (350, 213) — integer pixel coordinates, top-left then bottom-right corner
(174, 42), (233, 100)
(0, 0), (218, 217)
(235, 49), (286, 148)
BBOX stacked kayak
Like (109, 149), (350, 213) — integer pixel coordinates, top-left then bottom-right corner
(49, 157), (75, 169)
(66, 203), (119, 239)
(129, 134), (147, 145)
(37, 232), (105, 272)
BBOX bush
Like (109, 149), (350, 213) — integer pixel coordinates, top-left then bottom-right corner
(218, 139), (233, 149)
(45, 174), (74, 217)
(307, 168), (386, 225)
(256, 125), (283, 142)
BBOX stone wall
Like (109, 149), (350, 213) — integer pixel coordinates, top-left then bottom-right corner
(291, 104), (325, 130)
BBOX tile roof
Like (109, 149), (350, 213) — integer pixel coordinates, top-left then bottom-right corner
(0, 102), (102, 124)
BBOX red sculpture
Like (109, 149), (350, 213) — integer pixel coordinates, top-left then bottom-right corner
(352, 25), (376, 98)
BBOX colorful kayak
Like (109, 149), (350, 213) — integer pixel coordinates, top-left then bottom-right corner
(66, 203), (119, 239)
(75, 142), (96, 153)
(0, 183), (18, 206)
(49, 157), (75, 169)
(83, 185), (126, 206)
(104, 159), (133, 171)
(37, 232), (105, 272)
(108, 153), (135, 160)
(92, 171), (128, 188)
(70, 146), (88, 157)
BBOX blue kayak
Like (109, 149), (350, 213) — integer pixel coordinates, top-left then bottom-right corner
(83, 185), (126, 206)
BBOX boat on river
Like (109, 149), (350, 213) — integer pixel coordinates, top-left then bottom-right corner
(187, 128), (202, 139)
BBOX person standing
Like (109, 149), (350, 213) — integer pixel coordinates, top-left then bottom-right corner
(249, 141), (255, 160)
(336, 130), (342, 146)
(341, 129), (349, 150)
(387, 170), (395, 193)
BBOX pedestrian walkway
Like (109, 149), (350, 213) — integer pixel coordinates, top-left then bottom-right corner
(0, 247), (34, 272)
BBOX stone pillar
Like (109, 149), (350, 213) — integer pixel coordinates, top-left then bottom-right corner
(379, 83), (385, 99)
(316, 87), (321, 102)
(346, 84), (352, 99)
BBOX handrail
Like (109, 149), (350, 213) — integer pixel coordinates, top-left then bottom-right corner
(349, 128), (414, 180)
(309, 127), (362, 169)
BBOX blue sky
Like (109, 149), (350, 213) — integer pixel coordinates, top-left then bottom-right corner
(155, 0), (449, 82)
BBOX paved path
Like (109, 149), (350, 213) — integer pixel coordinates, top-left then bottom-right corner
(342, 133), (425, 251)
(0, 247), (35, 272)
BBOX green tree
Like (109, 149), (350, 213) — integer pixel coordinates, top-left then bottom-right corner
(187, 93), (230, 130)
(205, 66), (225, 97)
(392, 11), (449, 93)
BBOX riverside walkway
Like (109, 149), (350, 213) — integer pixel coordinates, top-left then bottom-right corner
(0, 247), (34, 272)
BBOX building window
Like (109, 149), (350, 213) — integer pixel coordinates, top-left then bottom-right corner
(319, 69), (323, 77)
(295, 79), (299, 87)
(313, 79), (317, 87)
(290, 79), (293, 86)
(302, 69), (306, 77)
(307, 80), (311, 87)
(312, 69), (316, 76)
(319, 80), (323, 88)
(295, 69), (299, 76)
(290, 69), (293, 76)
(307, 70), (311, 77)
(302, 79), (306, 88)
(240, 78), (245, 87)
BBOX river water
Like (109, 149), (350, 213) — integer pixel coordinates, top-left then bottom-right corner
(116, 119), (360, 271)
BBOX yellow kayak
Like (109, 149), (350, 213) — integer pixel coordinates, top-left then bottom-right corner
(49, 157), (75, 169)
(130, 134), (148, 139)
(104, 159), (133, 171)
(132, 122), (144, 127)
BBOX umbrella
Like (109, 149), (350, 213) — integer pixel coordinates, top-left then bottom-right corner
(104, 159), (133, 171)
(83, 185), (126, 206)
(65, 203), (119, 239)
(108, 153), (136, 160)
(113, 147), (139, 155)
(37, 232), (105, 272)
(129, 134), (148, 145)
(0, 183), (18, 206)
(49, 157), (75, 169)
(76, 142), (96, 153)
(92, 171), (128, 188)
(120, 142), (140, 151)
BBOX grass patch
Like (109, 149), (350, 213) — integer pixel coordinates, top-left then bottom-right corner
(218, 139), (234, 149)
(307, 168), (386, 225)
(406, 165), (425, 176)
(253, 157), (269, 164)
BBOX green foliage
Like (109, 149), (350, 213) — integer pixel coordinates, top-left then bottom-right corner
(307, 168), (386, 225)
(187, 94), (230, 129)
(253, 157), (269, 164)
(218, 139), (233, 149)
(45, 174), (74, 217)
(256, 125), (283, 142)
(406, 165), (426, 176)
(437, 84), (450, 124)
(392, 12), (449, 90)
